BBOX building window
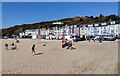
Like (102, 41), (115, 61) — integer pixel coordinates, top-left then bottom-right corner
(111, 30), (114, 33)
(88, 27), (90, 30)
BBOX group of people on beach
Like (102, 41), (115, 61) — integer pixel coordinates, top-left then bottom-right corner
(62, 39), (76, 50)
(61, 29), (76, 50)
(4, 43), (17, 50)
(4, 39), (20, 50)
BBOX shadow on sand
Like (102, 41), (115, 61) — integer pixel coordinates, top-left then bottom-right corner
(35, 52), (43, 55)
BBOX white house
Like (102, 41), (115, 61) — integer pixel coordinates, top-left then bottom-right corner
(82, 21), (120, 36)
(52, 22), (63, 25)
(19, 29), (39, 39)
(19, 20), (120, 39)
(86, 24), (94, 36)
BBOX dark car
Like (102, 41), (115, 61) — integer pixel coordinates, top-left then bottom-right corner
(94, 35), (116, 41)
(102, 37), (116, 41)
(72, 35), (86, 42)
(86, 36), (95, 40)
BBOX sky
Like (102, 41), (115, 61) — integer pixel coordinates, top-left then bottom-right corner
(2, 2), (118, 28)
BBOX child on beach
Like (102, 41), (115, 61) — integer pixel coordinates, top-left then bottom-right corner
(11, 43), (16, 50)
(4, 43), (8, 50)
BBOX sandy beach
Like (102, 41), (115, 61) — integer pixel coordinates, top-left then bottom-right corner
(2, 39), (118, 74)
(0, 39), (2, 75)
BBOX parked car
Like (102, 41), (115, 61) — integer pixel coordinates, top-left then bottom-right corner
(72, 36), (80, 42)
(86, 35), (95, 40)
(72, 35), (86, 42)
(46, 35), (56, 40)
(3, 36), (8, 39)
(55, 36), (62, 40)
(32, 35), (37, 39)
(65, 36), (73, 41)
(94, 35), (116, 41)
(8, 36), (14, 38)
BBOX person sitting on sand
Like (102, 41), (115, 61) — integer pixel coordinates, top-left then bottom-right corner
(4, 43), (9, 50)
(31, 44), (36, 55)
(11, 43), (16, 50)
(16, 39), (20, 43)
(67, 40), (76, 50)
(67, 41), (72, 49)
(62, 39), (68, 48)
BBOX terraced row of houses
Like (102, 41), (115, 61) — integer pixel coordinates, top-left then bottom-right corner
(19, 20), (120, 39)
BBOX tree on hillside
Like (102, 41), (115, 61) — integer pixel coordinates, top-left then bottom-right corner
(99, 14), (104, 18)
(79, 18), (84, 22)
(89, 16), (94, 19)
(95, 16), (99, 19)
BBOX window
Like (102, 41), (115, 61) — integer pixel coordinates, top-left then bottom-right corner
(88, 27), (90, 30)
(94, 27), (97, 30)
(111, 30), (114, 33)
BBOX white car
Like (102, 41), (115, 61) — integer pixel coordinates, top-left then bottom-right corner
(56, 36), (62, 40)
(46, 35), (56, 40)
(65, 36), (73, 41)
(32, 35), (37, 39)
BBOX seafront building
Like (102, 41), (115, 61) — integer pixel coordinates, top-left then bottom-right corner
(19, 29), (39, 38)
(19, 20), (120, 39)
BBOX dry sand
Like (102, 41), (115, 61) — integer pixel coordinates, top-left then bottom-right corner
(1, 39), (118, 74)
(0, 39), (2, 75)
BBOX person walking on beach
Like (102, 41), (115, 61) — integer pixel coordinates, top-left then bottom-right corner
(31, 44), (36, 55)
(4, 43), (8, 50)
(98, 36), (102, 43)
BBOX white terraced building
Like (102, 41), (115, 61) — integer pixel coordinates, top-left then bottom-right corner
(19, 20), (120, 39)
(19, 29), (39, 39)
(82, 21), (120, 36)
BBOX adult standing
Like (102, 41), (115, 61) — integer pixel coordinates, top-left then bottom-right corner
(31, 44), (36, 55)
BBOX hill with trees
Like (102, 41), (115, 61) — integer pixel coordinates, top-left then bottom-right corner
(2, 14), (120, 37)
